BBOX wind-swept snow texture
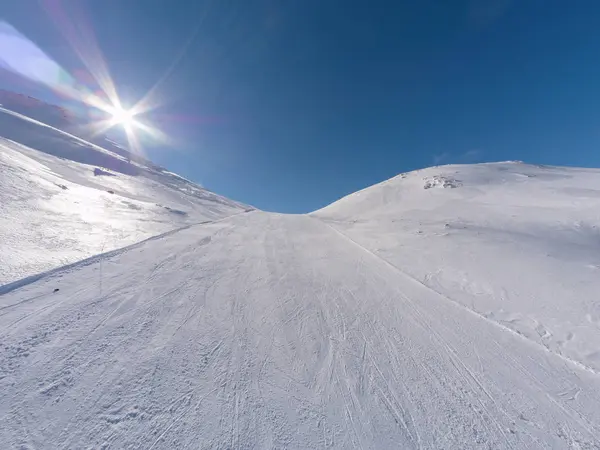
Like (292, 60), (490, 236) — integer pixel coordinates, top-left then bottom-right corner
(1, 162), (600, 449)
(0, 108), (250, 284)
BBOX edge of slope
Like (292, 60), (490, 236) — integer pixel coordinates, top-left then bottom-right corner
(0, 211), (251, 298)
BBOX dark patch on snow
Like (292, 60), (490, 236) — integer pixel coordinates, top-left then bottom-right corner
(94, 168), (116, 177)
(164, 206), (187, 216)
(122, 201), (142, 210)
(155, 203), (188, 216)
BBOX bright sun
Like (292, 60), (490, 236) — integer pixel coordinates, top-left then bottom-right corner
(110, 106), (136, 129)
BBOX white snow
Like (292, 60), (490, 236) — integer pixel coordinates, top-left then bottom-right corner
(2, 124), (600, 448)
(0, 109), (250, 284)
(315, 162), (600, 375)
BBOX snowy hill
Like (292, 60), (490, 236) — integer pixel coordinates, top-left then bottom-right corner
(2, 157), (600, 448)
(315, 162), (600, 374)
(0, 107), (250, 284)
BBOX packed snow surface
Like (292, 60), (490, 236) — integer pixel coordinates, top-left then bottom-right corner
(0, 108), (249, 284)
(2, 129), (600, 447)
(315, 162), (600, 375)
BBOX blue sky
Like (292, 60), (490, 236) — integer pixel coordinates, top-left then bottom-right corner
(2, 1), (600, 212)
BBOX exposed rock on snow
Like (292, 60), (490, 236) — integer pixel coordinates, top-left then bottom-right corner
(423, 175), (462, 189)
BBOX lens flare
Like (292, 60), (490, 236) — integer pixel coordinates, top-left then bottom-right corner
(0, 0), (218, 158)
(108, 106), (136, 129)
(0, 16), (166, 156)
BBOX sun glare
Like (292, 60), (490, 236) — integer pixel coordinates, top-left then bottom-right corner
(0, 18), (171, 157)
(110, 106), (136, 129)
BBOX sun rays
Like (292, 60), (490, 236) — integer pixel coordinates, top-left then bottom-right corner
(0, 0), (172, 157)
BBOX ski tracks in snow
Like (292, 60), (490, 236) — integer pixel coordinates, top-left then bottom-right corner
(1, 212), (600, 448)
(320, 217), (600, 447)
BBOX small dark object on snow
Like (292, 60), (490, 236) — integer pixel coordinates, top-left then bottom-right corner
(57, 184), (68, 190)
(53, 288), (60, 293)
(107, 190), (115, 194)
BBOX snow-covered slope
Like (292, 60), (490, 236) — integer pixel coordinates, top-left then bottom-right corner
(1, 160), (600, 448)
(0, 108), (250, 284)
(315, 162), (600, 374)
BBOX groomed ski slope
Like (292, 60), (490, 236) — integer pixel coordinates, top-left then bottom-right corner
(2, 209), (600, 449)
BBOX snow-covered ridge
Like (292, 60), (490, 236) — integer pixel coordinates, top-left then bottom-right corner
(317, 161), (600, 219)
(315, 161), (600, 375)
(0, 108), (251, 284)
